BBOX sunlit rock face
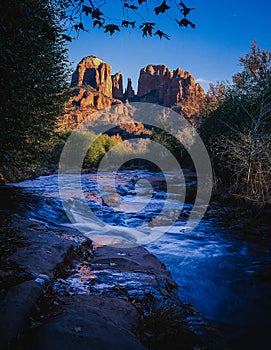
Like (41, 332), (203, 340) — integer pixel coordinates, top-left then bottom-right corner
(64, 57), (128, 129)
(61, 86), (128, 130)
(71, 55), (113, 98)
(137, 64), (205, 120)
(62, 56), (205, 129)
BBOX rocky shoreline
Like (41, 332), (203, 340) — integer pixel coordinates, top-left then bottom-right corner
(0, 212), (230, 350)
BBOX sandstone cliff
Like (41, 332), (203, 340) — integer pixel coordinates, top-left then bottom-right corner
(137, 64), (205, 119)
(71, 56), (113, 97)
(63, 57), (128, 129)
(61, 86), (129, 130)
(61, 56), (205, 130)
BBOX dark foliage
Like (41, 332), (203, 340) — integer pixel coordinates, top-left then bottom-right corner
(60, 0), (196, 40)
(0, 0), (70, 180)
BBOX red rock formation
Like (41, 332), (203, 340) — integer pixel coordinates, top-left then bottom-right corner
(137, 64), (205, 119)
(63, 56), (127, 129)
(137, 65), (171, 101)
(71, 56), (112, 97)
(61, 87), (130, 130)
(124, 78), (135, 100)
(112, 72), (124, 99)
(62, 57), (205, 130)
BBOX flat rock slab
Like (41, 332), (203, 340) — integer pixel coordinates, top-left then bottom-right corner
(92, 245), (178, 293)
(0, 216), (89, 349)
(7, 217), (87, 277)
(0, 280), (43, 349)
(30, 295), (146, 350)
(28, 246), (180, 350)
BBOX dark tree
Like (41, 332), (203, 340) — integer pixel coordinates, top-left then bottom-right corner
(0, 0), (70, 180)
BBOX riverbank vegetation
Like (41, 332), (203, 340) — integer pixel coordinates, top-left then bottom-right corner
(200, 40), (271, 207)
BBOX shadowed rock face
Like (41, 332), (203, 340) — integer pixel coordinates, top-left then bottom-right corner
(112, 72), (124, 99)
(124, 78), (135, 100)
(71, 56), (113, 98)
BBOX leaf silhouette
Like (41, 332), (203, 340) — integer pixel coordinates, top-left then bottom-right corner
(122, 20), (136, 28)
(82, 5), (93, 16)
(124, 3), (138, 10)
(74, 22), (88, 32)
(154, 1), (170, 15)
(140, 22), (155, 37)
(93, 20), (104, 29)
(175, 18), (195, 28)
(155, 30), (170, 40)
(92, 8), (104, 20)
(179, 2), (196, 17)
(104, 24), (120, 35)
(62, 34), (73, 42)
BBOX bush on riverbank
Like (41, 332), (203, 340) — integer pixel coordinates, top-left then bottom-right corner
(200, 41), (271, 207)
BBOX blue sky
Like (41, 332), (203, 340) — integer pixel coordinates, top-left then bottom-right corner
(67, 0), (271, 92)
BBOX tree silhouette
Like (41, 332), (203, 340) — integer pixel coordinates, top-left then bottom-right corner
(60, 0), (196, 41)
(0, 0), (70, 181)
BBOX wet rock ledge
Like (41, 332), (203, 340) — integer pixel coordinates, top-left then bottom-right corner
(0, 215), (229, 350)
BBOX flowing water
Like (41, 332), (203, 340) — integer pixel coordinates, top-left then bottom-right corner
(3, 171), (271, 349)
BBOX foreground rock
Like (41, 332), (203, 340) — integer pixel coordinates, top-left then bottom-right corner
(0, 212), (229, 350)
(0, 216), (89, 349)
(30, 295), (145, 350)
